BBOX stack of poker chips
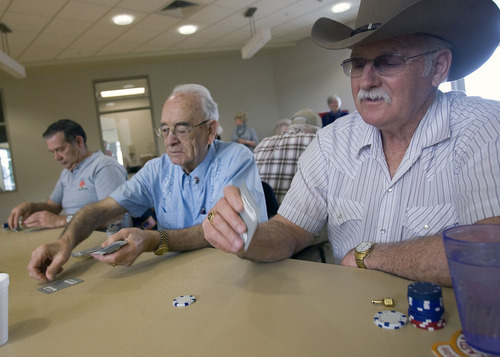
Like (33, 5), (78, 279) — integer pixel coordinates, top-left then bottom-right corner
(407, 282), (446, 331)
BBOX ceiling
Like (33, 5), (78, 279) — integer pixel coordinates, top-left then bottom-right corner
(0, 0), (360, 69)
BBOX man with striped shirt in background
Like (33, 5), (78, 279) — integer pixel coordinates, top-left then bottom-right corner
(202, 0), (500, 287)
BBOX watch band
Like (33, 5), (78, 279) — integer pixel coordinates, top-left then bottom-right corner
(154, 230), (170, 256)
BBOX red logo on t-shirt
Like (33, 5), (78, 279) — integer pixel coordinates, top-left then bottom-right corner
(79, 180), (87, 190)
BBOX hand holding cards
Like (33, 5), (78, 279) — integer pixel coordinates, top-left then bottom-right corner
(239, 182), (261, 251)
(71, 240), (128, 260)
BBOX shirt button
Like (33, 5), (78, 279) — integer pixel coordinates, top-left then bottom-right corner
(380, 228), (386, 234)
(424, 224), (430, 229)
(338, 214), (342, 219)
(387, 188), (393, 192)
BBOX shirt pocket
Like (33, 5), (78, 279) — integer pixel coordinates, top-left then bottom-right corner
(402, 203), (458, 238)
(330, 197), (364, 226)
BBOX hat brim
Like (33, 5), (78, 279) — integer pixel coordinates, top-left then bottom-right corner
(312, 0), (500, 81)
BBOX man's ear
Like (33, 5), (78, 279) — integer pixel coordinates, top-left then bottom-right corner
(75, 135), (85, 148)
(431, 49), (452, 88)
(207, 120), (219, 144)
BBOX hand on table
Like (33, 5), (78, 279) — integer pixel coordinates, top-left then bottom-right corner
(27, 239), (71, 282)
(23, 211), (66, 229)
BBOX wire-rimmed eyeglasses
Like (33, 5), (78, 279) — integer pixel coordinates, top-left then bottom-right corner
(341, 50), (438, 78)
(154, 119), (211, 139)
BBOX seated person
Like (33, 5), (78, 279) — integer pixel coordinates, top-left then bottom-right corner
(321, 94), (349, 127)
(8, 119), (127, 230)
(27, 84), (267, 282)
(254, 109), (321, 204)
(202, 0), (500, 287)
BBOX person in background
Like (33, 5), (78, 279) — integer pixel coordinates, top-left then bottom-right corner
(321, 94), (349, 127)
(8, 119), (127, 230)
(254, 109), (321, 204)
(202, 0), (500, 287)
(27, 84), (267, 282)
(273, 118), (291, 135)
(231, 111), (259, 151)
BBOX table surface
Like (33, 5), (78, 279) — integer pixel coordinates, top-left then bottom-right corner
(0, 227), (462, 357)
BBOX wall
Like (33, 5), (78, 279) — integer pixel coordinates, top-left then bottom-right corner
(0, 36), (353, 221)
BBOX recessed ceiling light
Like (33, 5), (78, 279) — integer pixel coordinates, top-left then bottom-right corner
(178, 25), (198, 35)
(331, 2), (352, 14)
(112, 14), (135, 26)
(100, 87), (145, 98)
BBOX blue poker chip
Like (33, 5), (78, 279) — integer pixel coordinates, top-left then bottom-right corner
(408, 296), (444, 311)
(173, 295), (196, 307)
(407, 282), (442, 300)
(373, 311), (407, 330)
(408, 307), (444, 323)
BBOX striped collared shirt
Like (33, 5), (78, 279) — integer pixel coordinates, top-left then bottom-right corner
(279, 91), (500, 263)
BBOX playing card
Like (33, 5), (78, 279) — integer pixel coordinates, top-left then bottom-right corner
(239, 182), (261, 251)
(91, 240), (128, 255)
(71, 240), (128, 259)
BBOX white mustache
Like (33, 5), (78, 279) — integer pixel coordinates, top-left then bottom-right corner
(357, 88), (392, 104)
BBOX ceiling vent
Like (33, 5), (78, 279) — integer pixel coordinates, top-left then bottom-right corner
(157, 1), (201, 19)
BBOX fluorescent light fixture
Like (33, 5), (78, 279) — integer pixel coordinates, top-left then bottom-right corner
(112, 14), (134, 26)
(178, 25), (198, 35)
(0, 50), (25, 78)
(100, 87), (145, 98)
(241, 28), (271, 59)
(331, 2), (352, 14)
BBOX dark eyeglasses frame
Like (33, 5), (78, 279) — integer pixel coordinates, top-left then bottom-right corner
(341, 50), (438, 78)
(154, 119), (211, 139)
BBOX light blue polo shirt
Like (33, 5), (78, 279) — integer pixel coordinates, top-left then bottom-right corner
(50, 151), (127, 215)
(111, 140), (267, 229)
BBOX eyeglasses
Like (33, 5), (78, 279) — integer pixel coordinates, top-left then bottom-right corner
(341, 50), (438, 77)
(154, 119), (211, 139)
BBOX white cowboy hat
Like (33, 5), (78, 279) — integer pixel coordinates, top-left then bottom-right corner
(311, 0), (500, 81)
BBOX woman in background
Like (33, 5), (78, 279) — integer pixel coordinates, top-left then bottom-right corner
(231, 111), (259, 151)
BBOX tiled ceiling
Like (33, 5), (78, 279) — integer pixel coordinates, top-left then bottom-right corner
(0, 0), (360, 68)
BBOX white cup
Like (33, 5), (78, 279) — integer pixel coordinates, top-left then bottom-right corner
(0, 273), (9, 346)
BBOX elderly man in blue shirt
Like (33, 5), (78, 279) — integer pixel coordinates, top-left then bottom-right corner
(27, 84), (267, 282)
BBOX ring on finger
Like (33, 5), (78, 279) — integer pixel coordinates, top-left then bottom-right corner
(207, 211), (217, 224)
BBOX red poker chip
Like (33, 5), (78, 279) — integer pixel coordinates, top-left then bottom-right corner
(410, 317), (446, 330)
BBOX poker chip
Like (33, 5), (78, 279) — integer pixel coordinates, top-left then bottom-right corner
(173, 295), (196, 307)
(407, 282), (445, 331)
(407, 282), (442, 300)
(410, 317), (446, 331)
(373, 310), (407, 330)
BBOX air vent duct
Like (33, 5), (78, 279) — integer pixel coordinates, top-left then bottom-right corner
(158, 1), (200, 18)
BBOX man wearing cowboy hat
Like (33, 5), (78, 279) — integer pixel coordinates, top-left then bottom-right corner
(202, 0), (500, 287)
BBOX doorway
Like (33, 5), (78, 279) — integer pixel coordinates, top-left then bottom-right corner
(94, 77), (156, 174)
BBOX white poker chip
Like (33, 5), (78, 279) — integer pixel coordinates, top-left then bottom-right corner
(373, 310), (407, 330)
(173, 295), (196, 307)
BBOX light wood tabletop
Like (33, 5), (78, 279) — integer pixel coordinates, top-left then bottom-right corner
(0, 227), (462, 356)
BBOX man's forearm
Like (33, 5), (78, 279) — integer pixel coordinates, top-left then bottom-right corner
(241, 216), (314, 263)
(365, 234), (451, 286)
(166, 225), (210, 252)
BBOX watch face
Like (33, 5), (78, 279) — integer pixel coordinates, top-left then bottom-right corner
(356, 242), (372, 253)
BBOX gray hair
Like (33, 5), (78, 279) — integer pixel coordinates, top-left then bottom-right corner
(171, 84), (219, 121)
(408, 34), (452, 78)
(327, 94), (341, 107)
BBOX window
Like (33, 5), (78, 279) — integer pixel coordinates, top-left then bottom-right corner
(0, 91), (16, 192)
(440, 46), (500, 101)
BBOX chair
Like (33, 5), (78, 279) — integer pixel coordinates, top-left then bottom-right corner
(291, 224), (329, 263)
(261, 181), (279, 218)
